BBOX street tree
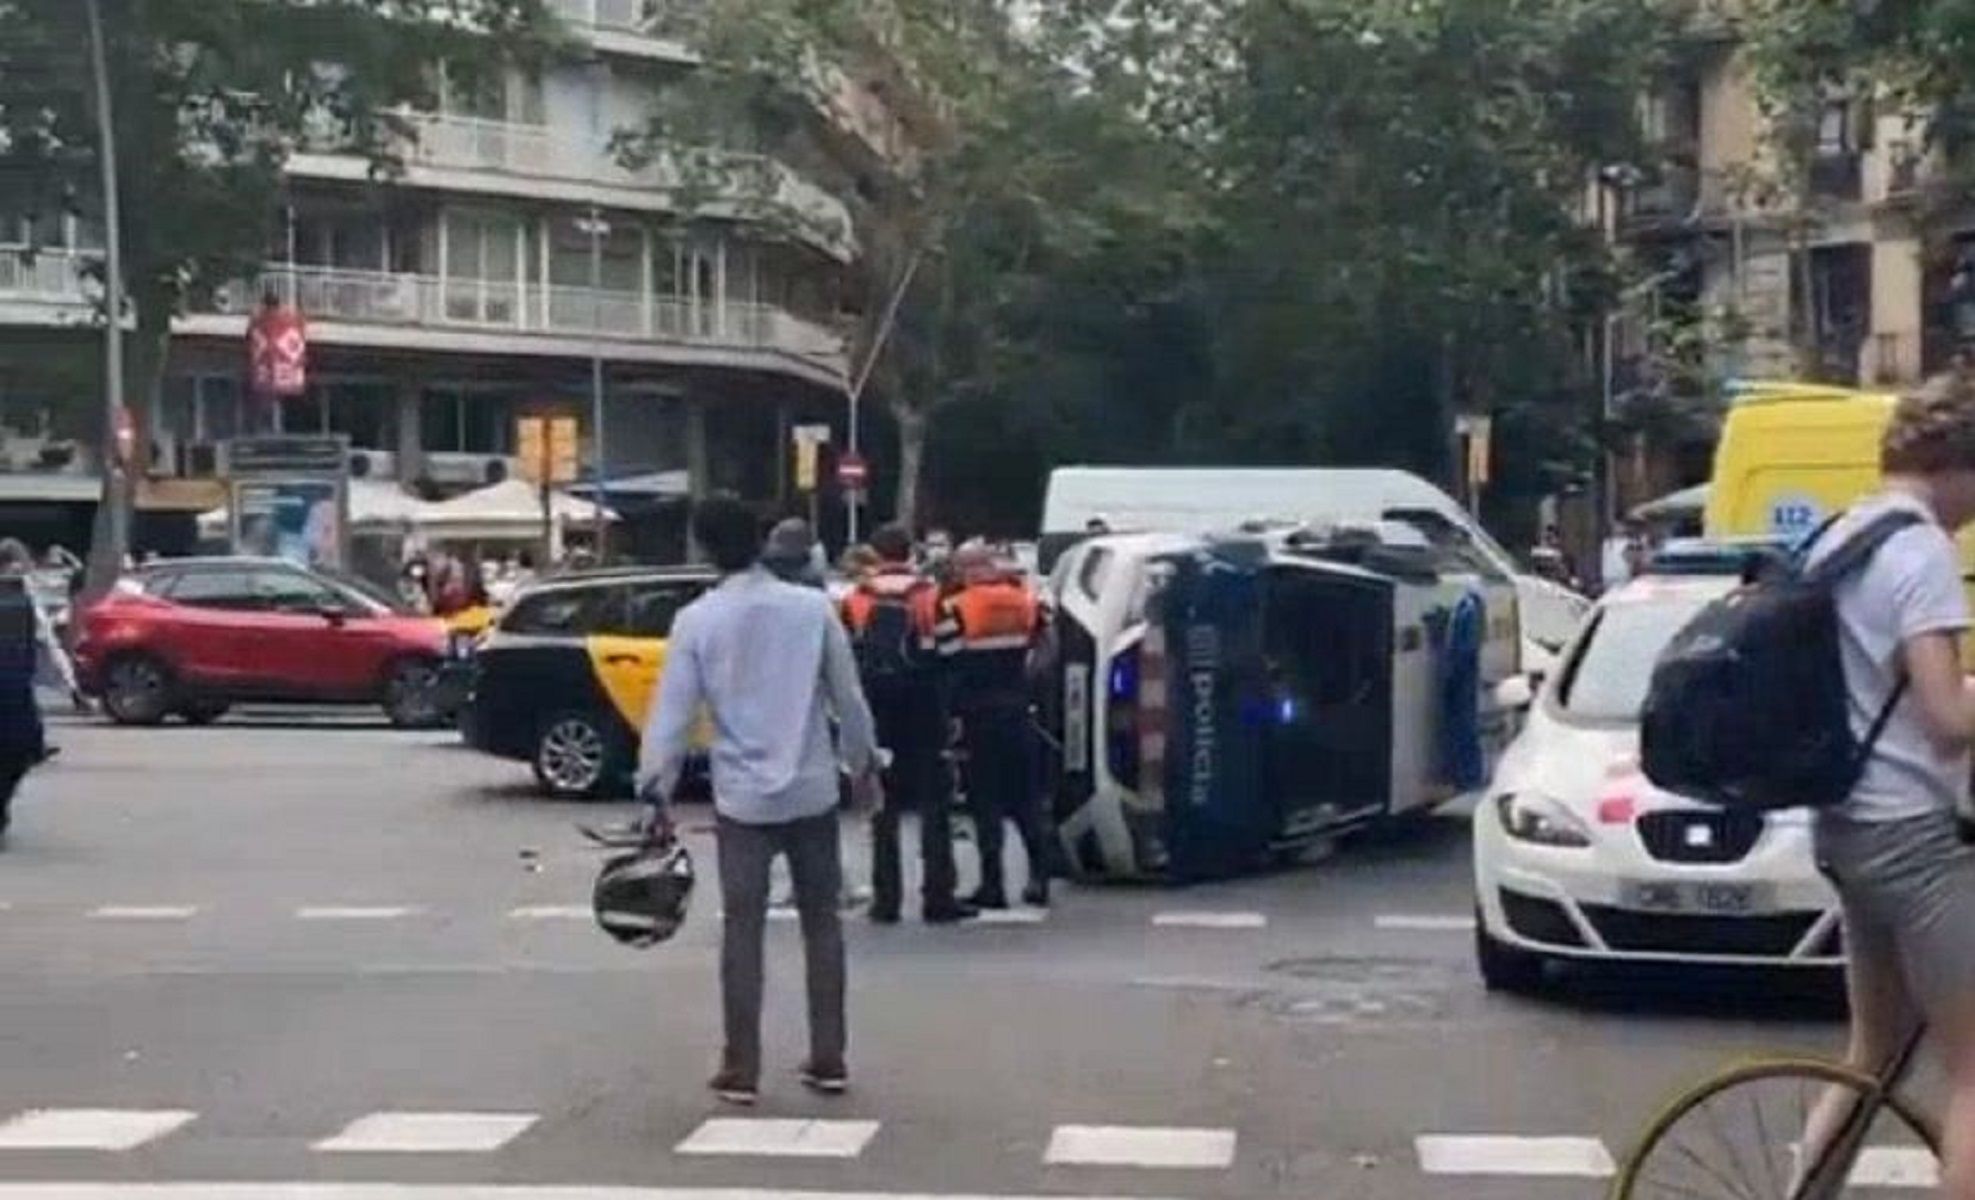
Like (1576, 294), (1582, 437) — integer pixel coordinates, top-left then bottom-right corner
(636, 0), (1205, 529)
(0, 0), (560, 583)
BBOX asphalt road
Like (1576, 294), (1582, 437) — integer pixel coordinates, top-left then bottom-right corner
(0, 711), (1863, 1199)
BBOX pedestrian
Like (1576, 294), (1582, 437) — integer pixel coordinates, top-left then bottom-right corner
(0, 539), (47, 841)
(1793, 371), (1975, 1198)
(842, 523), (974, 924)
(636, 495), (883, 1107)
(761, 518), (827, 589)
(940, 544), (1051, 909)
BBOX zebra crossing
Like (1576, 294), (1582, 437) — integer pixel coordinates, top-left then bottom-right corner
(0, 1106), (1909, 1186)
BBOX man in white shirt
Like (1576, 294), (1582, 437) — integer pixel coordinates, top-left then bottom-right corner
(637, 497), (882, 1107)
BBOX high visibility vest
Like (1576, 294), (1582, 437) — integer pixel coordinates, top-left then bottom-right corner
(943, 579), (1039, 706)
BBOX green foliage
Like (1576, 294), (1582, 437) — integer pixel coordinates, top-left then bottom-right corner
(0, 0), (560, 331)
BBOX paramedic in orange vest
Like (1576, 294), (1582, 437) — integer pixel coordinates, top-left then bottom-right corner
(841, 524), (974, 924)
(940, 544), (1050, 909)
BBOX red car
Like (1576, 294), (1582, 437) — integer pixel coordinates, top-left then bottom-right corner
(75, 557), (449, 727)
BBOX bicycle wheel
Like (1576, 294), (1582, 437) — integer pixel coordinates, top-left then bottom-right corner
(1613, 1058), (1940, 1199)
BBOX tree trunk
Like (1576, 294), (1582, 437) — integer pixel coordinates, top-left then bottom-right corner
(892, 402), (928, 533)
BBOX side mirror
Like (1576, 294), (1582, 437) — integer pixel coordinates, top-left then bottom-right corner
(317, 601), (352, 625)
(1494, 673), (1540, 712)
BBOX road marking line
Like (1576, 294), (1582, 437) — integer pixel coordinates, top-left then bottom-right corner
(1851, 1146), (1938, 1188)
(1375, 914), (1477, 932)
(675, 1117), (880, 1158)
(1150, 912), (1267, 930)
(1416, 1134), (1615, 1178)
(507, 905), (590, 921)
(312, 1112), (538, 1154)
(295, 907), (417, 921)
(0, 1109), (197, 1151)
(87, 906), (199, 921)
(1045, 1125), (1238, 1169)
(973, 908), (1047, 925)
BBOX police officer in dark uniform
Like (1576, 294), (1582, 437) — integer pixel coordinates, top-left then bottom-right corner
(940, 544), (1050, 908)
(842, 524), (973, 924)
(0, 539), (47, 841)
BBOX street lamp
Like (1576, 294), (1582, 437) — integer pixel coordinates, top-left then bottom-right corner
(82, 0), (129, 593)
(574, 207), (610, 559)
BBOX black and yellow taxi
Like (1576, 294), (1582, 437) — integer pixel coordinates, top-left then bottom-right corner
(462, 566), (717, 798)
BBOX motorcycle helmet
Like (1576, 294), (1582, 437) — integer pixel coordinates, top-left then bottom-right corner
(592, 840), (695, 948)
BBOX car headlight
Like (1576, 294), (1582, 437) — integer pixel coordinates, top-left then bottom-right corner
(1494, 792), (1593, 848)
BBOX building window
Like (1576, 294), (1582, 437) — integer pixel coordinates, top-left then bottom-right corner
(325, 382), (395, 449)
(204, 378), (243, 442)
(421, 389), (463, 453)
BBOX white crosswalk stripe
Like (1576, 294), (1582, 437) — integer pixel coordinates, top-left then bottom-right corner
(972, 908), (1047, 925)
(1149, 911), (1266, 930)
(1043, 1125), (1238, 1169)
(1415, 1134), (1616, 1178)
(506, 905), (591, 921)
(675, 1117), (881, 1158)
(86, 907), (198, 921)
(312, 1112), (538, 1154)
(1374, 914), (1476, 932)
(295, 907), (418, 921)
(0, 1109), (196, 1151)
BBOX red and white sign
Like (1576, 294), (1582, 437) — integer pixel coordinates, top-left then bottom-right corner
(247, 303), (308, 397)
(836, 450), (870, 491)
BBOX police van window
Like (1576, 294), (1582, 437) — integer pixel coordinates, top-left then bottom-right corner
(617, 582), (701, 639)
(159, 568), (260, 610)
(1076, 547), (1114, 602)
(1382, 508), (1509, 581)
(501, 586), (623, 636)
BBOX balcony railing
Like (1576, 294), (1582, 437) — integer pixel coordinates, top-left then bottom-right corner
(222, 264), (846, 368)
(1809, 151), (1864, 203)
(547, 0), (702, 38)
(0, 248), (99, 305)
(337, 112), (848, 243)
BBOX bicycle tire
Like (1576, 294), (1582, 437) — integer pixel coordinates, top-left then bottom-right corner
(1612, 1057), (1940, 1199)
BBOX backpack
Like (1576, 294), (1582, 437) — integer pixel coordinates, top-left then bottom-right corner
(1640, 510), (1923, 812)
(848, 575), (930, 692)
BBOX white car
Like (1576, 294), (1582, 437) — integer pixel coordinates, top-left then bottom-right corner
(1473, 573), (1842, 991)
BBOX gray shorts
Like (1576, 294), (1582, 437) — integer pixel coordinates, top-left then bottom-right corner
(1816, 809), (1975, 1015)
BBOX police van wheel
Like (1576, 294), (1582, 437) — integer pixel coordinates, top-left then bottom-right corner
(533, 711), (622, 800)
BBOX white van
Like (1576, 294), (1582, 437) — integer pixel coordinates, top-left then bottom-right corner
(1041, 466), (1587, 662)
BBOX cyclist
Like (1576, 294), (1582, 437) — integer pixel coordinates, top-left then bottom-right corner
(1802, 370), (1975, 1198)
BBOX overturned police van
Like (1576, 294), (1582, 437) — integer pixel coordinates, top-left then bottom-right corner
(1038, 522), (1518, 882)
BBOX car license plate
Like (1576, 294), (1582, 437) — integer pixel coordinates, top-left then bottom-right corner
(1618, 879), (1773, 915)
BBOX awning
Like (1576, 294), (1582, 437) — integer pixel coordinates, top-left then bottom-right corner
(417, 479), (615, 541)
(567, 469), (690, 501)
(1631, 483), (1709, 522)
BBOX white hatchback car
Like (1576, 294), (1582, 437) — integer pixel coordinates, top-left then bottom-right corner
(1473, 574), (1843, 991)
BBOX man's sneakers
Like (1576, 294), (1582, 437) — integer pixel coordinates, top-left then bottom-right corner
(800, 1061), (849, 1096)
(707, 1070), (759, 1107)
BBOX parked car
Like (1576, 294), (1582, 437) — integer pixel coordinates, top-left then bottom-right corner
(74, 557), (451, 728)
(1472, 572), (1841, 991)
(462, 566), (717, 799)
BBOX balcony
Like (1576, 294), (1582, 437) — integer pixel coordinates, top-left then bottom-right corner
(192, 264), (847, 384)
(547, 0), (702, 41)
(290, 112), (851, 257)
(0, 249), (101, 324)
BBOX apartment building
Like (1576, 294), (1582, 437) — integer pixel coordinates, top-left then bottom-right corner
(1614, 27), (1972, 397)
(0, 0), (905, 548)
